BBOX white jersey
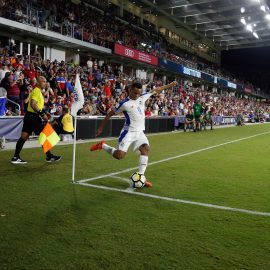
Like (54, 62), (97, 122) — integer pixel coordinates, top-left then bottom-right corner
(114, 93), (153, 131)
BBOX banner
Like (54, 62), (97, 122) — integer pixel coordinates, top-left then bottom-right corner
(201, 72), (214, 83)
(0, 117), (23, 141)
(244, 88), (252, 93)
(158, 58), (246, 92)
(71, 74), (85, 116)
(180, 66), (201, 78)
(114, 43), (158, 66)
(158, 58), (182, 73)
(227, 81), (237, 89)
(0, 97), (7, 116)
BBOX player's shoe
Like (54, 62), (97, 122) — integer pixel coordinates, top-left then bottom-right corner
(11, 156), (27, 164)
(90, 140), (106, 151)
(144, 180), (153, 188)
(46, 155), (62, 162)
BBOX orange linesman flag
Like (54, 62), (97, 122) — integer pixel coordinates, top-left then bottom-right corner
(38, 123), (60, 153)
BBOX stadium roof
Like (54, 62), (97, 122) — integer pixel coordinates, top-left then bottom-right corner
(132, 0), (270, 50)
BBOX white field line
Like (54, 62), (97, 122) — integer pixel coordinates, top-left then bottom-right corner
(78, 130), (270, 184)
(110, 175), (136, 191)
(77, 182), (270, 217)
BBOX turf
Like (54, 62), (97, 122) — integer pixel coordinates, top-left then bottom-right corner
(0, 124), (270, 269)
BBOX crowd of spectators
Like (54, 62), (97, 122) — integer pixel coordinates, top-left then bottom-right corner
(0, 0), (257, 89)
(0, 45), (269, 122)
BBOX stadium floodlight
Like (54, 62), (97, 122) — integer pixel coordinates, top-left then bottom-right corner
(241, 7), (245, 13)
(246, 24), (253, 32)
(253, 32), (259, 38)
(260, 5), (266, 12)
(240, 18), (247, 25)
(266, 14), (270, 20)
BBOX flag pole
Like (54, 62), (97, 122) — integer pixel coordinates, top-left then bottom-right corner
(70, 73), (84, 183)
(71, 115), (78, 183)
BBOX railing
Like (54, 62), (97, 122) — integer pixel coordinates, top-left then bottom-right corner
(6, 98), (21, 116)
(0, 6), (113, 49)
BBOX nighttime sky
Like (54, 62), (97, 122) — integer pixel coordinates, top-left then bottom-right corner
(220, 0), (270, 92)
(221, 46), (270, 92)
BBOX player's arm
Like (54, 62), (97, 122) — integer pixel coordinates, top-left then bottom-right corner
(30, 99), (49, 121)
(150, 81), (177, 95)
(95, 110), (116, 137)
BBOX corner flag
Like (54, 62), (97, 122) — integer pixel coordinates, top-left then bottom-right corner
(71, 74), (84, 182)
(71, 74), (84, 116)
(38, 123), (60, 153)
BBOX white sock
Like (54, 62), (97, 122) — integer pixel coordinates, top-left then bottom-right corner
(102, 143), (116, 156)
(139, 155), (148, 175)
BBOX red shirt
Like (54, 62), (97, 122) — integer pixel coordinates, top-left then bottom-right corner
(27, 69), (36, 81)
(104, 85), (111, 97)
(8, 83), (20, 97)
(145, 110), (151, 117)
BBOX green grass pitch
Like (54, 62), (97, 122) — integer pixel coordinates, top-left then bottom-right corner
(1, 124), (270, 269)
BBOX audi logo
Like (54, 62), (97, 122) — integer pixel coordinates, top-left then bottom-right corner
(124, 48), (134, 57)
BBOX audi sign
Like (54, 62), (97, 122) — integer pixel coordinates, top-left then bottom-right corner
(124, 48), (134, 57)
(114, 43), (158, 66)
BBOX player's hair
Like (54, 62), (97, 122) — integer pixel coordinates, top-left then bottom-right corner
(62, 106), (69, 113)
(132, 82), (142, 89)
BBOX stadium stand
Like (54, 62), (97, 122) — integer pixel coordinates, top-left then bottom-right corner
(0, 0), (269, 126)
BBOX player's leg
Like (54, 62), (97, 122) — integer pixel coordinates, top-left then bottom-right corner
(11, 131), (30, 164)
(138, 144), (152, 187)
(90, 129), (130, 160)
(203, 118), (206, 130)
(133, 132), (152, 187)
(11, 113), (33, 164)
(199, 116), (203, 131)
(138, 143), (149, 175)
(112, 130), (133, 159)
(196, 117), (201, 131)
(90, 138), (126, 159)
(184, 121), (187, 132)
(192, 119), (196, 132)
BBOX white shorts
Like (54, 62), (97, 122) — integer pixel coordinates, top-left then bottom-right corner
(117, 130), (149, 153)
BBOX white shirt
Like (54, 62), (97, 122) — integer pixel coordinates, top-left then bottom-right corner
(87, 60), (93, 68)
(114, 93), (152, 131)
(0, 68), (9, 81)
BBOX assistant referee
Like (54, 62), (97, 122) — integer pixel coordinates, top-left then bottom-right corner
(11, 76), (61, 164)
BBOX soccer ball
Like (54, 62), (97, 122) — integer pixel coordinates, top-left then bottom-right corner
(130, 172), (146, 188)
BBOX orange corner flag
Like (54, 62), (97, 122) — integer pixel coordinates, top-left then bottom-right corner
(38, 123), (60, 153)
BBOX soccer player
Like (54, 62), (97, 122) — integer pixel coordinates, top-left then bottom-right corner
(11, 76), (61, 164)
(193, 99), (203, 131)
(90, 80), (178, 187)
(202, 105), (213, 130)
(184, 108), (196, 132)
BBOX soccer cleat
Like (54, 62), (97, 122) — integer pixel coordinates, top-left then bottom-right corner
(90, 140), (106, 151)
(46, 155), (62, 163)
(144, 180), (153, 188)
(11, 157), (27, 164)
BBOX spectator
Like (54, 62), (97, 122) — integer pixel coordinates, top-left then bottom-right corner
(52, 106), (74, 136)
